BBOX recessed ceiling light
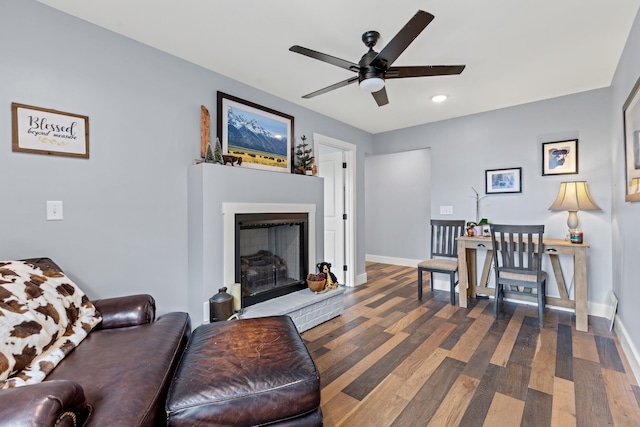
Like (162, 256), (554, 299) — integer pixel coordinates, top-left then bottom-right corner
(431, 94), (447, 103)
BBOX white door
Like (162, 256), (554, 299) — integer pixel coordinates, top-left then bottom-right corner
(319, 150), (345, 284)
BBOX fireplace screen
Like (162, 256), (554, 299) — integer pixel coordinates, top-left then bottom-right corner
(235, 213), (308, 307)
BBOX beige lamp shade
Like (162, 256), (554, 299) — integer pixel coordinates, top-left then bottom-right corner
(548, 181), (601, 230)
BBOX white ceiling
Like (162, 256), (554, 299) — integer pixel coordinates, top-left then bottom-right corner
(36, 0), (640, 134)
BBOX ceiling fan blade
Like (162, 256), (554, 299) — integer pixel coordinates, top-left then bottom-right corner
(372, 87), (389, 106)
(302, 76), (359, 99)
(289, 45), (360, 72)
(385, 65), (466, 78)
(369, 10), (434, 69)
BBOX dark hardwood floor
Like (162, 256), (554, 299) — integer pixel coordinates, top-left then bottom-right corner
(301, 262), (640, 426)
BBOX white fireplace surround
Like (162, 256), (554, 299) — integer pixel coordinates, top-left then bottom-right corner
(222, 203), (316, 291)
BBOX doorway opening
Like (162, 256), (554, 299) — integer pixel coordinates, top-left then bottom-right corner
(314, 133), (356, 287)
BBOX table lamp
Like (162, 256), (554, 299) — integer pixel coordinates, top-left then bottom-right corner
(548, 181), (601, 234)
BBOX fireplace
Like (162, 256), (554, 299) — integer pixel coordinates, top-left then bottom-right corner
(235, 213), (309, 307)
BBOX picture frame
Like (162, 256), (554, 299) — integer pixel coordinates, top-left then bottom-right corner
(485, 167), (522, 194)
(542, 139), (578, 176)
(623, 75), (640, 202)
(11, 103), (89, 158)
(217, 92), (294, 173)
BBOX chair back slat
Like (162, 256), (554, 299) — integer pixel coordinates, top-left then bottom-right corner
(489, 224), (545, 279)
(431, 220), (465, 259)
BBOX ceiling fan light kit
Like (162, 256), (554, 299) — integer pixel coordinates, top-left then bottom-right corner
(289, 10), (465, 107)
(359, 77), (385, 93)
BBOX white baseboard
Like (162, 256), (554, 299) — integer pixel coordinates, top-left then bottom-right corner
(355, 272), (367, 286)
(366, 254), (421, 267)
(615, 318), (640, 384)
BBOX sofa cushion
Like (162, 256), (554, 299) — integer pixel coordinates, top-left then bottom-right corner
(0, 259), (102, 388)
(47, 312), (191, 427)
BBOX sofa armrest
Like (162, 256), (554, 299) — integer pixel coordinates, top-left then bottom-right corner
(93, 294), (156, 329)
(0, 380), (91, 426)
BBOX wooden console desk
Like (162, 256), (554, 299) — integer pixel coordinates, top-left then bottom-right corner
(456, 236), (589, 331)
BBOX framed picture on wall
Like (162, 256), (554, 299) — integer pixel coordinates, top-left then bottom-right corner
(216, 92), (294, 173)
(542, 139), (578, 176)
(623, 74), (640, 202)
(11, 103), (89, 158)
(485, 167), (522, 194)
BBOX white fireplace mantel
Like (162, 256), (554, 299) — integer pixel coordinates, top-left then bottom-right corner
(187, 163), (324, 324)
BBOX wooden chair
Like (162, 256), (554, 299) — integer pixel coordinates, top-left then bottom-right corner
(417, 220), (466, 305)
(490, 224), (547, 328)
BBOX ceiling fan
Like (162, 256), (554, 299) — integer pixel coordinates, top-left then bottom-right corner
(289, 10), (465, 107)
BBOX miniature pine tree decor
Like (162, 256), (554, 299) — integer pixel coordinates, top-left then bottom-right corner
(213, 137), (223, 164)
(294, 135), (315, 174)
(205, 142), (215, 162)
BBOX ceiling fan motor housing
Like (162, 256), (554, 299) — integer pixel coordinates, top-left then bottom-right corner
(358, 50), (385, 83)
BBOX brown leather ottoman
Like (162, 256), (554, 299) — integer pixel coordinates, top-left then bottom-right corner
(166, 315), (322, 426)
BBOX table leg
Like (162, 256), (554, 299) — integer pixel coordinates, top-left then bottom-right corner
(457, 244), (470, 308)
(574, 247), (588, 332)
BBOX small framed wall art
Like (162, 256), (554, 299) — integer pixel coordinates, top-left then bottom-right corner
(11, 103), (89, 158)
(623, 75), (640, 202)
(485, 167), (522, 194)
(216, 92), (294, 173)
(542, 139), (578, 176)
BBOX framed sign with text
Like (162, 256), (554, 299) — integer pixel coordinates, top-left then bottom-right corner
(12, 103), (89, 158)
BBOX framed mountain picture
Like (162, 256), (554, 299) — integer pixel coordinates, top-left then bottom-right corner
(216, 92), (294, 173)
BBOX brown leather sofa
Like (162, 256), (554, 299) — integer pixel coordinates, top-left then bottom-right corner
(0, 257), (191, 426)
(0, 259), (321, 426)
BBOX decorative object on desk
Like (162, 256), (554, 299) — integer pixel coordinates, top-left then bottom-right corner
(623, 74), (640, 202)
(217, 91), (294, 173)
(11, 103), (90, 159)
(548, 181), (601, 238)
(485, 167), (522, 194)
(317, 262), (339, 289)
(306, 273), (326, 293)
(201, 105), (210, 158)
(542, 139), (578, 176)
(294, 135), (315, 175)
(209, 287), (234, 322)
(466, 218), (488, 237)
(569, 230), (584, 244)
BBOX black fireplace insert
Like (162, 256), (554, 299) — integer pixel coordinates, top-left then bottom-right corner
(235, 213), (309, 307)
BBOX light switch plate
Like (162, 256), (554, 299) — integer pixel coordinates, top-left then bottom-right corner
(46, 201), (63, 220)
(440, 205), (453, 215)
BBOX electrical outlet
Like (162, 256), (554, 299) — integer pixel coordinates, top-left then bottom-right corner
(440, 205), (453, 215)
(46, 201), (63, 220)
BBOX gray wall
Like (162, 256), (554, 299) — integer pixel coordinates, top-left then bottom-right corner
(610, 6), (640, 369)
(365, 149), (431, 264)
(0, 1), (372, 318)
(371, 89), (613, 312)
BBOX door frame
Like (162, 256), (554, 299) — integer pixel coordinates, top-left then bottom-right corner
(313, 132), (356, 287)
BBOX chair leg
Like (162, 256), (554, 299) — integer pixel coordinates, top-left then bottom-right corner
(538, 280), (546, 329)
(449, 273), (456, 305)
(493, 283), (501, 320)
(429, 272), (434, 291)
(418, 268), (423, 300)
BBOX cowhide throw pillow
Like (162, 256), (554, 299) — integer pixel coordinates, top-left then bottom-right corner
(0, 260), (102, 388)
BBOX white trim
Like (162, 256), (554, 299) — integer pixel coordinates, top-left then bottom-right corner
(615, 318), (640, 384)
(314, 133), (357, 287)
(222, 203), (316, 290)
